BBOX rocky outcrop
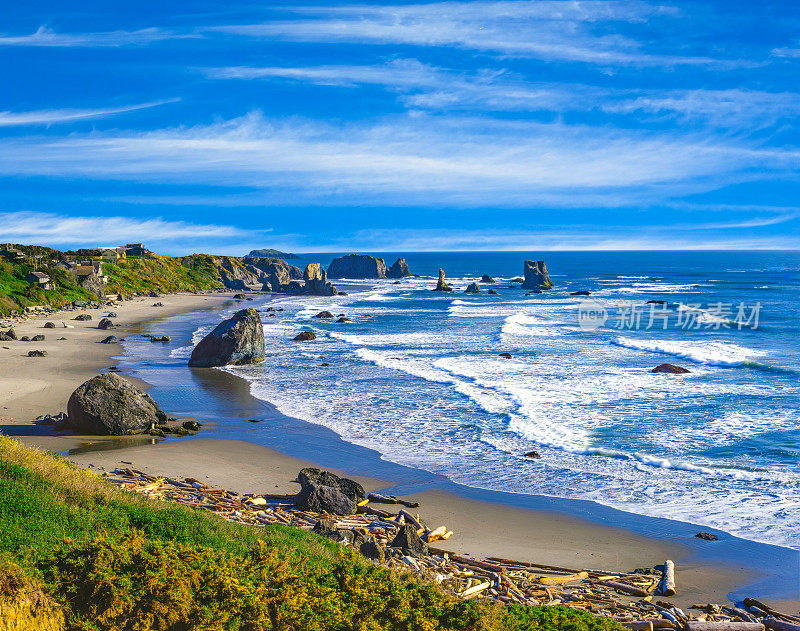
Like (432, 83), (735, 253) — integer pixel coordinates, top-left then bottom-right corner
(66, 373), (166, 435)
(315, 311), (334, 319)
(465, 282), (481, 294)
(652, 363), (690, 374)
(571, 290), (591, 296)
(74, 314), (92, 321)
(27, 350), (47, 357)
(480, 274), (495, 283)
(487, 289), (498, 295)
(327, 254), (387, 279)
(79, 272), (105, 299)
(189, 308), (265, 368)
(293, 331), (316, 341)
(100, 336), (118, 344)
(303, 264), (338, 296)
(521, 260), (553, 290)
(97, 318), (114, 330)
(386, 258), (412, 278)
(294, 468), (365, 515)
(248, 248), (299, 259)
(434, 268), (452, 291)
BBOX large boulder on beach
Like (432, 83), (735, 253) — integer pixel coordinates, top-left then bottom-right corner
(298, 467), (365, 502)
(188, 308), (265, 368)
(521, 260), (554, 290)
(652, 363), (690, 374)
(327, 254), (387, 279)
(386, 258), (412, 278)
(434, 268), (452, 292)
(66, 373), (166, 435)
(295, 484), (356, 515)
(97, 318), (114, 330)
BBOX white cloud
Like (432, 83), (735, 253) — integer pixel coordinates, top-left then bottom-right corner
(0, 25), (189, 47)
(0, 100), (180, 127)
(0, 211), (255, 245)
(207, 61), (797, 128)
(0, 112), (796, 208)
(210, 1), (742, 67)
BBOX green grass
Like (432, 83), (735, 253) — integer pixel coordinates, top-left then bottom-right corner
(0, 258), (96, 315)
(0, 436), (625, 631)
(103, 254), (224, 295)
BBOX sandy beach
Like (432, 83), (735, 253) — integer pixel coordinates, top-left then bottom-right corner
(1, 293), (796, 613)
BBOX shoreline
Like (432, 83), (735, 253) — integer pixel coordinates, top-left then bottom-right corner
(2, 291), (798, 612)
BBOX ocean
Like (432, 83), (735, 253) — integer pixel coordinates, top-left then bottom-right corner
(160, 251), (799, 549)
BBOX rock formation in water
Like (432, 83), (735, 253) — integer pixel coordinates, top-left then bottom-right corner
(327, 254), (387, 279)
(434, 269), (453, 292)
(480, 274), (495, 283)
(67, 373), (167, 435)
(386, 258), (412, 278)
(520, 260), (554, 290)
(465, 282), (481, 293)
(188, 308), (265, 368)
(303, 263), (338, 296)
(651, 363), (690, 374)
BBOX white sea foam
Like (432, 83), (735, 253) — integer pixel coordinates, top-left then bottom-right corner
(612, 337), (765, 366)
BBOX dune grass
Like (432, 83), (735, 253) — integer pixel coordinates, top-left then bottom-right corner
(0, 436), (624, 631)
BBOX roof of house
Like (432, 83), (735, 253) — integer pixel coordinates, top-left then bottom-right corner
(28, 272), (50, 280)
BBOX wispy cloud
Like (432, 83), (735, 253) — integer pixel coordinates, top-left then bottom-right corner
(0, 99), (180, 127)
(0, 112), (796, 208)
(0, 211), (255, 245)
(210, 1), (744, 67)
(0, 25), (190, 47)
(207, 61), (795, 128)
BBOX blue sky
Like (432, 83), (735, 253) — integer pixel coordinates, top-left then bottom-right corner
(2, 0), (800, 254)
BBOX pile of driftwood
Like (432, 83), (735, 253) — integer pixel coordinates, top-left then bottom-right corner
(103, 469), (798, 631)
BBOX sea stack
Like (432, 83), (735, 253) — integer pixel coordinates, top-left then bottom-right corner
(387, 258), (412, 278)
(327, 254), (387, 279)
(189, 308), (265, 367)
(303, 263), (338, 296)
(520, 260), (553, 290)
(434, 269), (453, 291)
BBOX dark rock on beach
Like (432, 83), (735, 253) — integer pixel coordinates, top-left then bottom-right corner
(295, 483), (356, 515)
(6, 328), (17, 340)
(183, 420), (202, 431)
(652, 363), (691, 374)
(390, 524), (428, 558)
(298, 467), (365, 502)
(521, 260), (554, 290)
(74, 314), (92, 321)
(189, 308), (265, 368)
(30, 334), (45, 342)
(27, 350), (47, 357)
(150, 335), (170, 343)
(386, 257), (412, 278)
(67, 373), (166, 435)
(44, 322), (56, 328)
(465, 282), (481, 294)
(480, 274), (495, 283)
(20, 336), (29, 342)
(293, 331), (316, 341)
(695, 531), (719, 541)
(434, 268), (453, 292)
(100, 336), (118, 344)
(98, 318), (114, 330)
